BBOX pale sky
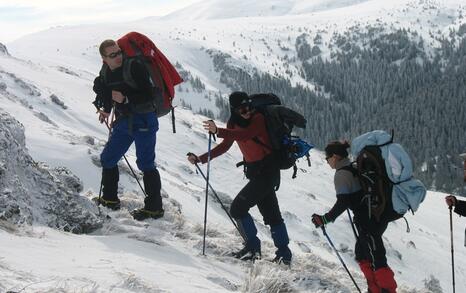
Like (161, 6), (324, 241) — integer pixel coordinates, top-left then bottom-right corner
(0, 0), (200, 43)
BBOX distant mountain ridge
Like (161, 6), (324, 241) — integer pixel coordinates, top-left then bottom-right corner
(162, 0), (372, 20)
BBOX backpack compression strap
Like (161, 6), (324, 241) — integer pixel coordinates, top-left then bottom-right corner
(252, 137), (298, 179)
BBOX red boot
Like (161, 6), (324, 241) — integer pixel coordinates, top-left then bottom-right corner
(358, 260), (380, 293)
(374, 267), (397, 293)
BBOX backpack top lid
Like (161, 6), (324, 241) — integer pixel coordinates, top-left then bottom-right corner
(351, 130), (392, 157)
(249, 93), (306, 129)
(351, 130), (412, 181)
(248, 93), (307, 150)
(249, 93), (281, 108)
(351, 130), (426, 214)
(117, 31), (183, 100)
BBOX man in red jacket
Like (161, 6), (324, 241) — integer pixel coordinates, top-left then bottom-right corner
(188, 91), (292, 265)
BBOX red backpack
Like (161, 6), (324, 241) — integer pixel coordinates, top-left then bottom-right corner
(117, 32), (183, 131)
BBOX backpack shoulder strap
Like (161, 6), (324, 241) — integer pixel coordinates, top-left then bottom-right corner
(99, 63), (110, 84)
(122, 58), (139, 89)
(124, 56), (167, 96)
(337, 164), (358, 177)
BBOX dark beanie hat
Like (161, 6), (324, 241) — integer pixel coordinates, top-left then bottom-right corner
(325, 141), (350, 158)
(229, 91), (250, 109)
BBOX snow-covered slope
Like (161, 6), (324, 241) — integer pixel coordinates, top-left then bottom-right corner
(1, 0), (466, 291)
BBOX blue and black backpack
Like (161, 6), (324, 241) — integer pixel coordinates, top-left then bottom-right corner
(248, 93), (314, 179)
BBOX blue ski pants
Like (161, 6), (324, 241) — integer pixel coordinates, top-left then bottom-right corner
(100, 112), (158, 172)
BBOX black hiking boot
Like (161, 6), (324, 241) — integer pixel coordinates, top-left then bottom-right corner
(130, 208), (164, 221)
(142, 170), (163, 211)
(95, 167), (120, 210)
(233, 246), (261, 262)
(92, 197), (121, 210)
(271, 255), (291, 266)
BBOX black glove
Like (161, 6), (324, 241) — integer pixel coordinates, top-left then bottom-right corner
(445, 195), (457, 208)
(312, 213), (329, 228)
(187, 152), (200, 164)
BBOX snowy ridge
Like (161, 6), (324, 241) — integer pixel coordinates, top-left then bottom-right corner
(0, 42), (9, 56)
(0, 1), (465, 291)
(162, 0), (372, 21)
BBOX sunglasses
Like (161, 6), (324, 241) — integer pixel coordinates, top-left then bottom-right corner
(236, 104), (250, 115)
(106, 50), (122, 59)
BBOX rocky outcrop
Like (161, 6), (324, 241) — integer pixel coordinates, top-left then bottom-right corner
(0, 43), (9, 56)
(0, 109), (103, 233)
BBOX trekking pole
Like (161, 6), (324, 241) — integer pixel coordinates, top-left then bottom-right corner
(347, 209), (359, 241)
(120, 151), (147, 196)
(449, 206), (456, 293)
(171, 107), (176, 134)
(108, 104), (115, 138)
(321, 226), (362, 293)
(97, 106), (115, 215)
(97, 179), (103, 216)
(187, 157), (245, 241)
(202, 132), (214, 255)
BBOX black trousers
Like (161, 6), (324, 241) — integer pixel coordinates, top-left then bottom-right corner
(230, 167), (283, 227)
(353, 202), (402, 269)
(143, 169), (163, 211)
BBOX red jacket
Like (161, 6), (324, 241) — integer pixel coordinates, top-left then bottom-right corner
(199, 113), (272, 164)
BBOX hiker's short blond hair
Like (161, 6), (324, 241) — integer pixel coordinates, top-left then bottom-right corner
(99, 39), (117, 57)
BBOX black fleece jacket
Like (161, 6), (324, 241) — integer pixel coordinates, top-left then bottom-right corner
(93, 59), (154, 115)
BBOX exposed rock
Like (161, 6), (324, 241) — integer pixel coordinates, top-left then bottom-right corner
(50, 94), (68, 109)
(56, 66), (80, 77)
(34, 111), (57, 126)
(0, 43), (9, 56)
(0, 109), (103, 233)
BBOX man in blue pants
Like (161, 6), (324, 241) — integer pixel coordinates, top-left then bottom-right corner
(92, 39), (164, 221)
